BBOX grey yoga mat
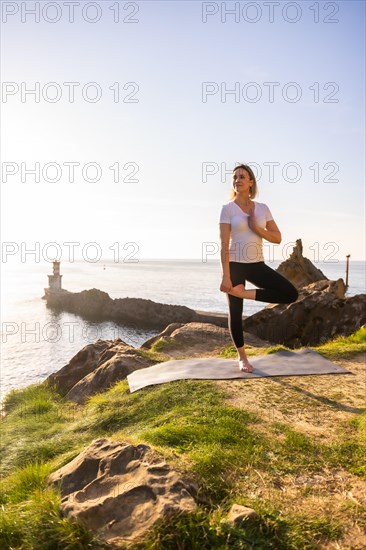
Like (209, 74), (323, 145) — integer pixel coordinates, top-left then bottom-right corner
(127, 348), (351, 392)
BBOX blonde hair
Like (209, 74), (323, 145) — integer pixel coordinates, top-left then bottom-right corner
(229, 164), (258, 200)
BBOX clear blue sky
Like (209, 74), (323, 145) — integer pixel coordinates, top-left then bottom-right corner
(1, 1), (365, 264)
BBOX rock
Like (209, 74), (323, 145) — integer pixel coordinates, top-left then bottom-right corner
(45, 338), (159, 403)
(46, 338), (132, 396)
(48, 438), (197, 545)
(276, 239), (329, 289)
(46, 288), (200, 329)
(66, 349), (157, 404)
(305, 278), (346, 299)
(226, 504), (258, 527)
(244, 280), (366, 348)
(140, 323), (185, 349)
(140, 322), (273, 358)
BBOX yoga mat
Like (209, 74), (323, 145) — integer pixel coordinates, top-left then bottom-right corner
(127, 348), (351, 393)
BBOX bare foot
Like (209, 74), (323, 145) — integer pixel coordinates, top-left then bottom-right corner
(228, 284), (246, 299)
(238, 358), (254, 373)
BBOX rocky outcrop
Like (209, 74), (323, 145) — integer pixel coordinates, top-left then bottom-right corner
(244, 279), (365, 348)
(66, 349), (156, 404)
(48, 438), (198, 546)
(46, 339), (126, 395)
(46, 288), (200, 329)
(276, 239), (329, 289)
(140, 322), (273, 358)
(46, 339), (159, 403)
(305, 278), (346, 299)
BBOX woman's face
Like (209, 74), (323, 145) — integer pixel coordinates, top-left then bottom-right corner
(233, 168), (252, 193)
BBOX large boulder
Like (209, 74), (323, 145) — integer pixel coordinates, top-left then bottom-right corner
(48, 438), (197, 546)
(276, 239), (329, 289)
(66, 349), (157, 404)
(244, 280), (365, 348)
(140, 322), (273, 357)
(46, 338), (130, 396)
(45, 338), (159, 403)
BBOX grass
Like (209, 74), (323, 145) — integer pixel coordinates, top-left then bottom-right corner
(314, 325), (366, 359)
(0, 384), (85, 476)
(0, 488), (105, 549)
(3, 382), (63, 414)
(134, 347), (171, 363)
(1, 461), (52, 504)
(0, 328), (365, 548)
(134, 505), (343, 550)
(150, 336), (179, 353)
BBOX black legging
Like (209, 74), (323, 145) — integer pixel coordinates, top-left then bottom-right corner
(226, 261), (299, 348)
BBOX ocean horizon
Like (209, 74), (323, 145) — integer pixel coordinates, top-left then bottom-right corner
(1, 258), (365, 401)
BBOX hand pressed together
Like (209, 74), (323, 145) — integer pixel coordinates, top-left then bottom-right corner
(247, 203), (261, 235)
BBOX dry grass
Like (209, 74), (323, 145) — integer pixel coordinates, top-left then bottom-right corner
(216, 353), (365, 442)
(214, 352), (366, 549)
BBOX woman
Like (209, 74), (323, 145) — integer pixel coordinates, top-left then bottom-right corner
(219, 164), (298, 373)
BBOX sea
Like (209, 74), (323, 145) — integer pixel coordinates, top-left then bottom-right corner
(1, 259), (365, 401)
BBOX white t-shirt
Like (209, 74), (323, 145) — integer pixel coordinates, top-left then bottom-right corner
(219, 200), (274, 263)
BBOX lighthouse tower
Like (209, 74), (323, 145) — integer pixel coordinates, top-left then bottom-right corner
(44, 260), (63, 297)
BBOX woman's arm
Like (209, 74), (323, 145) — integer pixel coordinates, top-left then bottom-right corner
(219, 223), (231, 278)
(219, 223), (232, 292)
(249, 217), (282, 244)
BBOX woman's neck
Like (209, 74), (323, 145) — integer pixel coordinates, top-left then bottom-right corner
(235, 194), (251, 205)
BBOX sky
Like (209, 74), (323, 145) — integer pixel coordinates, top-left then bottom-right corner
(1, 0), (365, 265)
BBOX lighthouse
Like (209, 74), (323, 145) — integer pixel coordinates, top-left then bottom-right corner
(43, 260), (63, 298)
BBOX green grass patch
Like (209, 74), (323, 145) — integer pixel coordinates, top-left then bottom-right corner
(1, 461), (52, 504)
(2, 382), (63, 415)
(135, 347), (171, 363)
(314, 326), (366, 359)
(151, 337), (178, 353)
(0, 385), (85, 477)
(0, 488), (106, 550)
(353, 409), (366, 440)
(328, 410), (366, 478)
(133, 503), (342, 550)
